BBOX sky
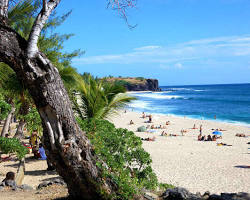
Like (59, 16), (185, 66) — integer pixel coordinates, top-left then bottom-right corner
(55, 0), (250, 86)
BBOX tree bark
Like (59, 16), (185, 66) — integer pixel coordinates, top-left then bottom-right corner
(14, 119), (26, 139)
(1, 105), (15, 137)
(0, 23), (116, 199)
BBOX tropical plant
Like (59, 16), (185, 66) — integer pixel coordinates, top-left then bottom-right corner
(0, 99), (11, 121)
(77, 119), (158, 199)
(74, 75), (136, 120)
(0, 0), (82, 138)
(0, 137), (28, 160)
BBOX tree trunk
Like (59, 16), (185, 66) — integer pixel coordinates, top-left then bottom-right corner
(1, 105), (15, 137)
(14, 119), (26, 139)
(0, 24), (117, 199)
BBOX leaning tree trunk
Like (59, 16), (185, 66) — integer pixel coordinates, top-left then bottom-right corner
(1, 105), (15, 137)
(14, 97), (30, 139)
(0, 21), (117, 200)
(14, 119), (26, 139)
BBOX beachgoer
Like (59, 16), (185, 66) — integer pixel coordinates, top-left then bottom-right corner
(30, 130), (38, 148)
(181, 129), (184, 136)
(129, 120), (134, 125)
(142, 112), (146, 118)
(214, 115), (216, 120)
(207, 135), (212, 141)
(38, 144), (47, 160)
(1, 171), (17, 189)
(199, 125), (202, 134)
(212, 135), (216, 141)
(148, 115), (152, 123)
(198, 134), (202, 141)
(166, 121), (170, 125)
(193, 124), (196, 129)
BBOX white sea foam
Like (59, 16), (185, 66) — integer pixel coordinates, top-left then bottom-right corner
(164, 88), (205, 92)
(132, 93), (183, 99)
(194, 90), (205, 92)
(129, 100), (153, 110)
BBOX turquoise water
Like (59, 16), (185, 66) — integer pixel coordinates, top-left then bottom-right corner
(129, 83), (250, 125)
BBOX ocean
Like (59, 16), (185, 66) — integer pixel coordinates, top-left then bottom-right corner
(129, 83), (250, 126)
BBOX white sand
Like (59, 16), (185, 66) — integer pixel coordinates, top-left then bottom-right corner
(110, 111), (250, 194)
(0, 154), (59, 189)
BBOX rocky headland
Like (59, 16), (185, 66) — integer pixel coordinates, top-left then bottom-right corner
(104, 77), (161, 91)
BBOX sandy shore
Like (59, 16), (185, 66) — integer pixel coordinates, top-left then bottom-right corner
(0, 112), (249, 195)
(110, 111), (250, 194)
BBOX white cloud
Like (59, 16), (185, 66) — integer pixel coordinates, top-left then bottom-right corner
(134, 45), (161, 51)
(174, 63), (183, 68)
(73, 35), (250, 66)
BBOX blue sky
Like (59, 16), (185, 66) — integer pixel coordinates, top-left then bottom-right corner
(55, 0), (250, 86)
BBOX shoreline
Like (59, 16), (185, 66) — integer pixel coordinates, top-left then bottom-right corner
(110, 110), (250, 194)
(127, 109), (250, 128)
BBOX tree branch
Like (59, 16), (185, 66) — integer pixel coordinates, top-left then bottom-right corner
(107, 0), (137, 28)
(0, 0), (9, 25)
(27, 0), (61, 58)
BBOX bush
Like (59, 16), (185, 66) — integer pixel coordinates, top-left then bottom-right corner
(0, 137), (28, 159)
(114, 80), (131, 87)
(77, 119), (158, 199)
(23, 107), (42, 135)
(0, 100), (11, 121)
(135, 77), (145, 81)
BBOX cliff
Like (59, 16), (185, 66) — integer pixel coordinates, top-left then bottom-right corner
(104, 77), (161, 91)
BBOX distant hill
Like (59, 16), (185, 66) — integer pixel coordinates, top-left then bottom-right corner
(104, 77), (161, 91)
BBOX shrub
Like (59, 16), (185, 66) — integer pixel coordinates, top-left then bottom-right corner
(23, 107), (42, 135)
(0, 100), (11, 121)
(135, 77), (145, 81)
(0, 137), (28, 160)
(77, 119), (158, 199)
(114, 80), (131, 87)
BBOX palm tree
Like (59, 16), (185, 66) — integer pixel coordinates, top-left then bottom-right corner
(74, 75), (136, 121)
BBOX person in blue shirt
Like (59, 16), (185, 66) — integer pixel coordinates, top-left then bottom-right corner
(38, 143), (47, 160)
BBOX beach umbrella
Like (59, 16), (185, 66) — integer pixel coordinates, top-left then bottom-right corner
(212, 131), (222, 136)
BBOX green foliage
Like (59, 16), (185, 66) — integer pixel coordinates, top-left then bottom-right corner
(135, 77), (145, 81)
(114, 80), (131, 87)
(0, 137), (28, 160)
(0, 100), (11, 121)
(74, 75), (135, 120)
(159, 183), (175, 190)
(23, 107), (42, 135)
(77, 119), (158, 199)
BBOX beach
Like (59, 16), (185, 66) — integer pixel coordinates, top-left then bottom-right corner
(0, 110), (249, 197)
(111, 110), (250, 194)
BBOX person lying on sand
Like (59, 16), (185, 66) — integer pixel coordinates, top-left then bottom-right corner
(217, 142), (232, 146)
(141, 136), (156, 141)
(235, 133), (246, 137)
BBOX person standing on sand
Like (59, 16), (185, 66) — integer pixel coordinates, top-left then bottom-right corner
(200, 125), (203, 135)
